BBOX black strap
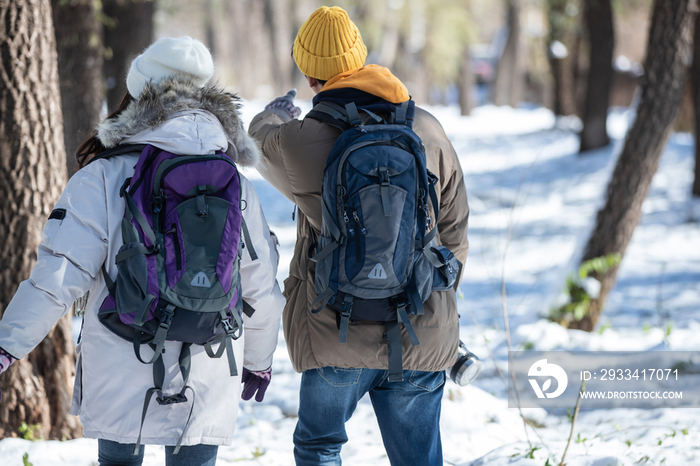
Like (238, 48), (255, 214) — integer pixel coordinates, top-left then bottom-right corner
(408, 287), (425, 316)
(310, 288), (334, 313)
(379, 167), (392, 217)
(134, 343), (195, 456)
(133, 304), (174, 364)
(87, 144), (147, 166)
(338, 295), (353, 344)
(322, 201), (342, 243)
(309, 240), (338, 263)
(196, 185), (208, 217)
(123, 189), (157, 247)
(101, 263), (116, 294)
(204, 335), (228, 359)
(386, 321), (404, 382)
(394, 101), (408, 125)
(133, 294), (157, 327)
(115, 243), (156, 263)
(241, 218), (258, 261)
(397, 304), (420, 346)
(344, 102), (362, 126)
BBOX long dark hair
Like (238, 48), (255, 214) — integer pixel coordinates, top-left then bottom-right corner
(75, 93), (135, 169)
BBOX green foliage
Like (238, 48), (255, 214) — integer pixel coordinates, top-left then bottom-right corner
(575, 432), (587, 444)
(18, 423), (43, 442)
(524, 445), (541, 459)
(22, 453), (33, 466)
(252, 446), (265, 458)
(550, 253), (621, 325)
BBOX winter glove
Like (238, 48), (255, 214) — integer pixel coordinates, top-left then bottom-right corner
(265, 89), (301, 120)
(241, 367), (271, 402)
(0, 347), (16, 402)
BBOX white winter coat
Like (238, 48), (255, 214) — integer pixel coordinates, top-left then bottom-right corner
(0, 79), (285, 446)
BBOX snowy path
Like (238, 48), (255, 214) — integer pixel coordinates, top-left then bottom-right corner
(1, 103), (699, 465)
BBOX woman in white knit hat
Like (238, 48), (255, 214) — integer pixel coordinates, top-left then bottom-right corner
(0, 36), (284, 466)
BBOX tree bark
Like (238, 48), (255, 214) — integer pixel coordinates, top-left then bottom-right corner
(572, 0), (697, 331)
(0, 0), (79, 439)
(493, 0), (524, 107)
(693, 12), (700, 197)
(546, 0), (578, 116)
(459, 48), (474, 116)
(102, 0), (155, 112)
(51, 0), (103, 176)
(580, 0), (614, 153)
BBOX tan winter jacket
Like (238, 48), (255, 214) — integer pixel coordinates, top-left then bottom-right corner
(249, 66), (469, 373)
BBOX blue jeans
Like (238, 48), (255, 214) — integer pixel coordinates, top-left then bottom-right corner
(293, 367), (445, 466)
(97, 439), (218, 466)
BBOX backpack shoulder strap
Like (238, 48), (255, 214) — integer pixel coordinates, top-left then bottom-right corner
(308, 102), (384, 130)
(86, 144), (148, 166)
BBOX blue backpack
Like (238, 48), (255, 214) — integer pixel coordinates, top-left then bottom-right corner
(309, 100), (462, 381)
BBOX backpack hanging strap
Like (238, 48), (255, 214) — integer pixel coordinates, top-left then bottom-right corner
(121, 180), (157, 248)
(133, 304), (175, 364)
(386, 321), (404, 382)
(134, 343), (195, 456)
(338, 295), (353, 344)
(407, 287), (425, 316)
(203, 309), (243, 376)
(396, 302), (420, 347)
(240, 217), (258, 261)
(310, 288), (335, 313)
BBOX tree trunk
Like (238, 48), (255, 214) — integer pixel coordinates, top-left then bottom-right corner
(580, 0), (614, 153)
(546, 0), (578, 116)
(493, 0), (524, 107)
(693, 12), (700, 197)
(264, 0), (294, 95)
(102, 0), (155, 112)
(459, 48), (474, 116)
(571, 0), (697, 331)
(51, 0), (103, 176)
(0, 0), (79, 439)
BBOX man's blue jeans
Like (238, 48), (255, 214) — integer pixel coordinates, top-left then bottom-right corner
(293, 367), (445, 466)
(97, 439), (218, 466)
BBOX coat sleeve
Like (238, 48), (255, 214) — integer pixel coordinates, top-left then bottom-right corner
(238, 175), (285, 371)
(436, 140), (470, 270)
(248, 109), (296, 203)
(0, 167), (109, 359)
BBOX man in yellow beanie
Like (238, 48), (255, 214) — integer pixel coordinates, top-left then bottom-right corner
(249, 6), (469, 465)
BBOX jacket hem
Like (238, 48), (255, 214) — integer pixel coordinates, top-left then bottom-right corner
(82, 430), (234, 447)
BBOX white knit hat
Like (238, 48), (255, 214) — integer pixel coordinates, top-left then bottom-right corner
(126, 36), (214, 98)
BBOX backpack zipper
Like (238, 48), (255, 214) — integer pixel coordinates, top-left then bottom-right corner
(166, 224), (182, 270)
(352, 211), (365, 262)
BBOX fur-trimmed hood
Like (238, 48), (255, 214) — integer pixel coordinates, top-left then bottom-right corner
(97, 78), (260, 167)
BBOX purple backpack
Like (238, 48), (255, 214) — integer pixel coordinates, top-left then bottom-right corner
(94, 144), (255, 453)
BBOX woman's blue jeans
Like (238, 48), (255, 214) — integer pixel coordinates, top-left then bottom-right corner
(97, 439), (218, 466)
(293, 367), (445, 466)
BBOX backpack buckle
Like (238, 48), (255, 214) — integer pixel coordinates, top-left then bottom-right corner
(156, 393), (188, 405)
(159, 307), (174, 329)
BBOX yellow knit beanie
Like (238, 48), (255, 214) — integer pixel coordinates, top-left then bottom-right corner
(293, 6), (367, 81)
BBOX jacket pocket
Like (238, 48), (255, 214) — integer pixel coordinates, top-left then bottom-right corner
(408, 370), (446, 392)
(317, 366), (362, 387)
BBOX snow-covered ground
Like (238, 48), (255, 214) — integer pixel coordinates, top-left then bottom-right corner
(2, 102), (699, 465)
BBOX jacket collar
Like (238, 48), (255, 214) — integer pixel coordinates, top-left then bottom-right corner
(97, 78), (260, 167)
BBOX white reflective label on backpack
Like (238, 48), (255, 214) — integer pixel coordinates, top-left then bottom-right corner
(369, 263), (387, 280)
(191, 272), (212, 288)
